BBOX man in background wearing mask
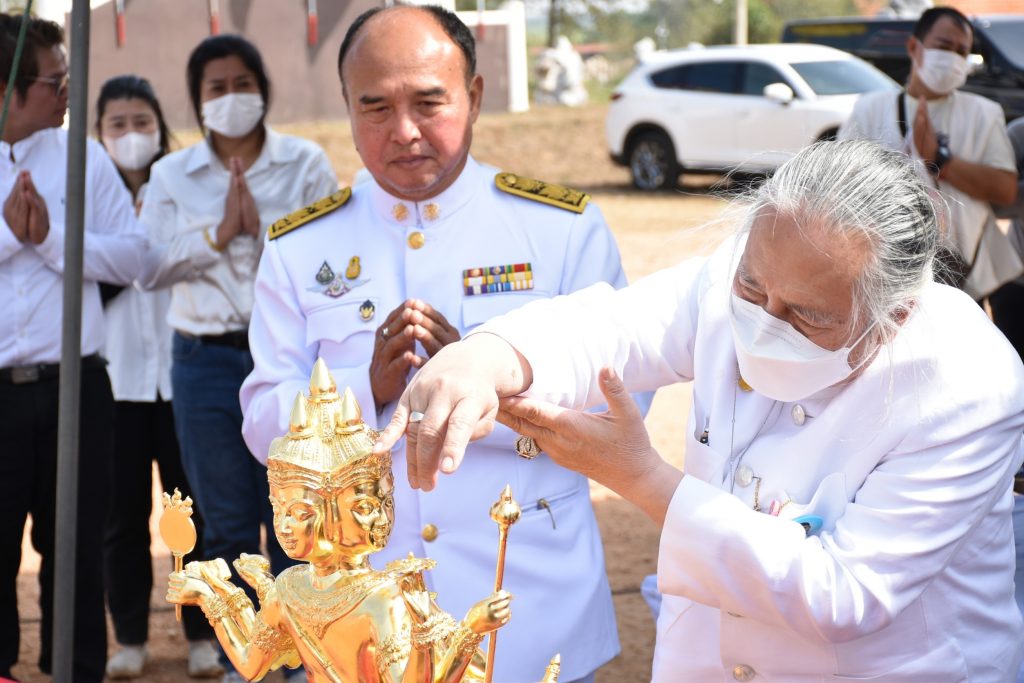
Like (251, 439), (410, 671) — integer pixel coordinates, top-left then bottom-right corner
(839, 7), (1019, 309)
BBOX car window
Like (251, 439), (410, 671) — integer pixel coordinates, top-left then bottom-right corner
(789, 59), (897, 96)
(649, 61), (741, 94)
(981, 19), (1024, 70)
(740, 62), (788, 96)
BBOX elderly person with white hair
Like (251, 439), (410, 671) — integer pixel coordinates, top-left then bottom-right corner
(375, 140), (1024, 682)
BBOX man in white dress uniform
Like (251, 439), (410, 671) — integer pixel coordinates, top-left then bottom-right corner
(240, 6), (630, 681)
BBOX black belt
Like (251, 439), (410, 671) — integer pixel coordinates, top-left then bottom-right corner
(184, 330), (249, 351)
(0, 353), (105, 385)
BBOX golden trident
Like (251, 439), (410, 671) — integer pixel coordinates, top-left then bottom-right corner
(159, 488), (197, 622)
(485, 484), (521, 683)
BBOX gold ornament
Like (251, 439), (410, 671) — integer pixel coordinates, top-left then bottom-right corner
(162, 358), (560, 681)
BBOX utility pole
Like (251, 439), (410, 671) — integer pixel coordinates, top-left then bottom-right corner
(547, 0), (559, 47)
(735, 0), (748, 45)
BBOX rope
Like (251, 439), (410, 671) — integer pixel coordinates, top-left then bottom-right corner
(0, 0), (37, 141)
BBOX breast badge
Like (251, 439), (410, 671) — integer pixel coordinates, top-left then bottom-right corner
(358, 300), (375, 321)
(309, 257), (369, 299)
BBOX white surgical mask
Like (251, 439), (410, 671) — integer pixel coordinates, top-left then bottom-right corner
(102, 131), (161, 171)
(916, 48), (968, 95)
(729, 293), (872, 402)
(201, 93), (264, 138)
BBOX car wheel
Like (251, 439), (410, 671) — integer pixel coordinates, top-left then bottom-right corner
(629, 130), (679, 191)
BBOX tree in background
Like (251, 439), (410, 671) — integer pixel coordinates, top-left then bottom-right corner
(543, 0), (859, 48)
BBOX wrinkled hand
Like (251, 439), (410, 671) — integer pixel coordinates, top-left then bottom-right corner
(375, 333), (530, 491)
(497, 367), (657, 490)
(371, 301), (417, 409)
(23, 173), (49, 245)
(3, 171), (29, 241)
(464, 590), (512, 635)
(912, 96), (938, 164)
(403, 299), (460, 357)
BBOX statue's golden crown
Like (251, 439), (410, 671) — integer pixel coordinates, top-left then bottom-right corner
(267, 359), (390, 492)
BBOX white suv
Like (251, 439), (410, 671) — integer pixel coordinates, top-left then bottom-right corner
(606, 43), (897, 190)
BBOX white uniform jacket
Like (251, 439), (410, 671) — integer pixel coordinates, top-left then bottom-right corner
(480, 241), (1024, 682)
(240, 157), (625, 682)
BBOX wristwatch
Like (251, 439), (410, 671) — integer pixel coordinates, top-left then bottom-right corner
(933, 133), (952, 175)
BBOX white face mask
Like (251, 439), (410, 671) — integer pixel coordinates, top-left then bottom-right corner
(102, 131), (161, 172)
(729, 293), (872, 402)
(916, 48), (969, 95)
(201, 92), (264, 138)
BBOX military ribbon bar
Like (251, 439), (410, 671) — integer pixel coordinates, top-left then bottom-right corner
(462, 263), (533, 296)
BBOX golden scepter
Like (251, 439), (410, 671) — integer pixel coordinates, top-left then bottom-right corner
(159, 488), (197, 622)
(485, 484), (521, 683)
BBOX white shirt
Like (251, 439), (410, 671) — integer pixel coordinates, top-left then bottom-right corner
(104, 182), (174, 402)
(480, 240), (1024, 682)
(138, 128), (337, 335)
(839, 90), (1020, 299)
(0, 127), (144, 367)
(240, 157), (625, 682)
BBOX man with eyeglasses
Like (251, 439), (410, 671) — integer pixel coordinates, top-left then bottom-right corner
(0, 12), (143, 683)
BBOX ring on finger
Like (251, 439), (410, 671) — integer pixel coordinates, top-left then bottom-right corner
(514, 434), (541, 460)
(381, 325), (390, 340)
(409, 411), (426, 424)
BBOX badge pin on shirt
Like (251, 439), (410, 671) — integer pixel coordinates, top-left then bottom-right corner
(309, 257), (369, 299)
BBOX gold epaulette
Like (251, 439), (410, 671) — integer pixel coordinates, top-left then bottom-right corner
(495, 172), (589, 214)
(267, 188), (352, 240)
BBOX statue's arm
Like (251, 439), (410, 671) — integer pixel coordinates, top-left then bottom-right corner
(432, 590), (512, 683)
(168, 560), (296, 679)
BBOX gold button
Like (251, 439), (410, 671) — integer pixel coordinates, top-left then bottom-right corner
(423, 202), (440, 221)
(407, 231), (425, 250)
(732, 664), (755, 682)
(737, 376), (753, 392)
(421, 523), (439, 542)
(392, 203), (409, 221)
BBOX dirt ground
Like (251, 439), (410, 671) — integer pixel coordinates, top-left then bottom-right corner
(14, 104), (736, 682)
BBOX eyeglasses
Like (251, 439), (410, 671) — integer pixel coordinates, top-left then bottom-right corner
(30, 73), (69, 97)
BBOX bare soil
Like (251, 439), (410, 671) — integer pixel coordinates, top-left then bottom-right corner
(14, 103), (733, 683)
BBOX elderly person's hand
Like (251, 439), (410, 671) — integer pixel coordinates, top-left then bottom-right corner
(498, 367), (681, 526)
(375, 333), (532, 491)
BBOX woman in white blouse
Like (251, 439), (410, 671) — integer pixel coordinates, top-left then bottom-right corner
(137, 36), (337, 678)
(97, 75), (224, 680)
(378, 141), (1024, 682)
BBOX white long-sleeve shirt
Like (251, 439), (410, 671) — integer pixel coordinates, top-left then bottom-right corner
(138, 128), (337, 336)
(0, 127), (144, 366)
(481, 240), (1024, 682)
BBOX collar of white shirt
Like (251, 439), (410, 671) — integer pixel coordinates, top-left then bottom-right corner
(368, 154), (483, 228)
(0, 126), (53, 164)
(183, 126), (300, 177)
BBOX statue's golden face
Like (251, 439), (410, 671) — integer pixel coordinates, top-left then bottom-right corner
(339, 471), (395, 554)
(269, 471), (394, 561)
(270, 485), (329, 562)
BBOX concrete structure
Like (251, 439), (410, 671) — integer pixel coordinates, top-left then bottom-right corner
(25, 0), (528, 130)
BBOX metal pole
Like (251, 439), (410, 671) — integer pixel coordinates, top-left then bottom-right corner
(735, 0), (748, 45)
(53, 1), (89, 680)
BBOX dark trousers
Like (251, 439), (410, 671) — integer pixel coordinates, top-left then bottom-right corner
(989, 281), (1024, 362)
(170, 334), (294, 672)
(103, 399), (212, 645)
(0, 364), (113, 683)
